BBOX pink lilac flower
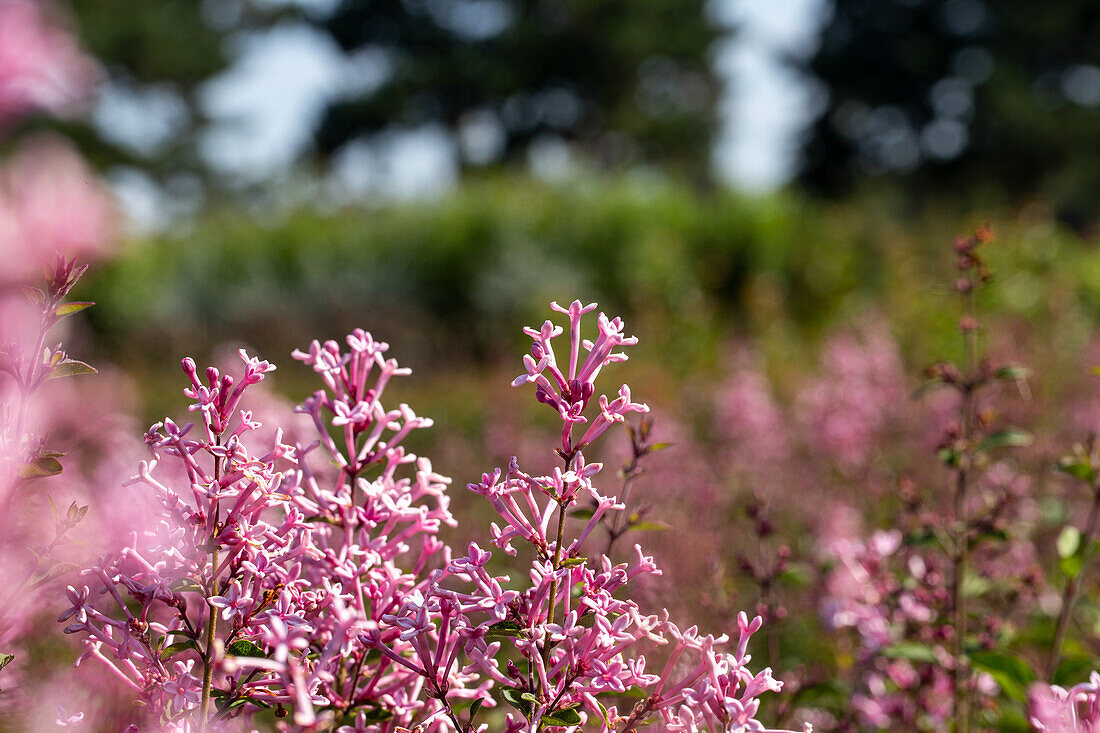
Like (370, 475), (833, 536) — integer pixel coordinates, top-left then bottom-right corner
(512, 300), (648, 457)
(1031, 672), (1100, 732)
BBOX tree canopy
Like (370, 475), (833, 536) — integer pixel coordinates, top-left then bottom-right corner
(799, 0), (1100, 223)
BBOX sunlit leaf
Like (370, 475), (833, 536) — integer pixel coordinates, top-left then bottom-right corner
(47, 359), (97, 379)
(54, 301), (94, 317)
(995, 366), (1030, 381)
(501, 688), (534, 718)
(169, 578), (204, 594)
(18, 456), (62, 479)
(544, 704), (583, 726)
(1057, 457), (1096, 483)
(980, 428), (1032, 451)
(882, 643), (938, 664)
(161, 640), (199, 659)
(226, 640), (265, 657)
(486, 620), (525, 638)
(1058, 527), (1082, 559)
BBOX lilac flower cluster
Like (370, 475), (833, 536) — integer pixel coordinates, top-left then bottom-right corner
(60, 349), (314, 729)
(60, 302), (799, 732)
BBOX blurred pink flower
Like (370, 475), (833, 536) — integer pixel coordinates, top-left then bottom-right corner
(1031, 672), (1100, 732)
(0, 0), (97, 126)
(0, 136), (116, 282)
(715, 348), (790, 472)
(795, 322), (907, 472)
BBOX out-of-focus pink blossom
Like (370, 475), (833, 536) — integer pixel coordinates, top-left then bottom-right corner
(714, 349), (790, 474)
(1031, 672), (1100, 732)
(0, 0), (97, 126)
(795, 322), (907, 472)
(0, 136), (116, 282)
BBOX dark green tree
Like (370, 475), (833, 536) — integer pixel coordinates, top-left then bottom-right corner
(313, 0), (720, 178)
(44, 1), (297, 184)
(800, 0), (1100, 224)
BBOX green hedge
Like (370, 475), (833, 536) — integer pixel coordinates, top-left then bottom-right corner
(80, 175), (1099, 388)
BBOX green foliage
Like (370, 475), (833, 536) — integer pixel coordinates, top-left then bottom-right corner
(82, 178), (1094, 376)
(969, 651), (1035, 705)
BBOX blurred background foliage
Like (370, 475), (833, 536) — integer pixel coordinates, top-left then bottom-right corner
(36, 0), (1100, 214)
(29, 0), (1098, 461)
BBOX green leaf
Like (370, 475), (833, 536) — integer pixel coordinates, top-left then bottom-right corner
(0, 653), (13, 672)
(594, 698), (612, 728)
(469, 697), (484, 721)
(304, 515), (341, 525)
(970, 527), (1008, 547)
(1053, 654), (1098, 686)
(569, 508), (595, 521)
(486, 620), (525, 638)
(18, 456), (62, 479)
(912, 379), (948, 399)
(1057, 457), (1096, 483)
(1059, 539), (1098, 580)
(215, 693), (271, 713)
(27, 562), (78, 589)
(1058, 527), (1082, 559)
(225, 640), (265, 658)
(54, 301), (94, 317)
(980, 428), (1033, 451)
(47, 359), (97, 379)
(995, 366), (1031, 380)
(647, 441), (674, 453)
(543, 704), (583, 726)
(777, 565), (811, 587)
(970, 651), (1036, 704)
(169, 578), (204, 594)
(903, 530), (939, 547)
(882, 643), (938, 664)
(501, 688), (535, 718)
(938, 447), (962, 467)
(559, 557), (587, 568)
(357, 706), (393, 722)
(962, 572), (993, 598)
(161, 639), (199, 659)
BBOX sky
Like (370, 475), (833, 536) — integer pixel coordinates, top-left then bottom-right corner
(100, 0), (829, 227)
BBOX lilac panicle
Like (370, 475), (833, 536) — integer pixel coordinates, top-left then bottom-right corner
(513, 300), (648, 458)
(62, 349), (321, 730)
(60, 307), (800, 732)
